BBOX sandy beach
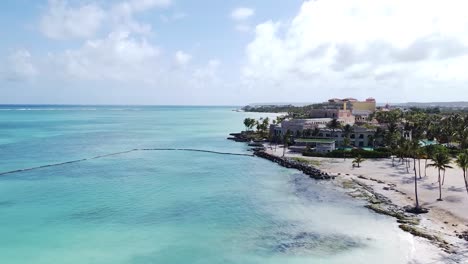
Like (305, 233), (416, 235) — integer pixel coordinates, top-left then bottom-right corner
(264, 144), (468, 263)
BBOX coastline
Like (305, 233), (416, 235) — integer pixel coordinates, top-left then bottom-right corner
(253, 143), (468, 263)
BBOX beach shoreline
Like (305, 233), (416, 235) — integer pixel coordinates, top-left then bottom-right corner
(257, 143), (468, 263)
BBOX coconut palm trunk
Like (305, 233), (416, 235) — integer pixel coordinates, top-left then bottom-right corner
(424, 158), (427, 177)
(442, 169), (446, 185)
(414, 158), (420, 208)
(455, 153), (468, 196)
(418, 159), (421, 179)
(437, 168), (443, 201)
(464, 169), (468, 196)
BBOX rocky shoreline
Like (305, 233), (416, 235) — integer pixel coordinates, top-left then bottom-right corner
(228, 132), (335, 180)
(340, 178), (456, 252)
(228, 132), (467, 259)
(253, 146), (455, 251)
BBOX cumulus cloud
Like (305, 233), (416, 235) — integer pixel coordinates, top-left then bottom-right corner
(242, 0), (468, 101)
(125, 0), (171, 11)
(1, 50), (38, 82)
(110, 0), (171, 34)
(48, 31), (160, 82)
(175, 51), (192, 66)
(191, 59), (221, 87)
(40, 0), (105, 39)
(231, 7), (254, 20)
(40, 0), (171, 39)
(231, 7), (255, 32)
(39, 32), (220, 92)
(33, 0), (220, 91)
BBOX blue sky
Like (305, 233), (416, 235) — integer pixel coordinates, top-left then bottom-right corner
(1, 0), (468, 105)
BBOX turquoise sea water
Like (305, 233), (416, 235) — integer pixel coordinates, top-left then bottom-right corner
(0, 105), (415, 264)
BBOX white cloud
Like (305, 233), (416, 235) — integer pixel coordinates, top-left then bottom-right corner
(108, 0), (171, 35)
(231, 7), (254, 21)
(40, 0), (105, 39)
(40, 0), (172, 39)
(191, 59), (221, 87)
(231, 7), (255, 33)
(242, 0), (468, 102)
(127, 0), (171, 11)
(175, 51), (192, 66)
(1, 50), (38, 82)
(39, 32), (221, 93)
(48, 31), (159, 82)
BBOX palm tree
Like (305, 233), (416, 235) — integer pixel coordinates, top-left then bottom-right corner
(410, 141), (423, 179)
(343, 137), (351, 149)
(421, 146), (429, 177)
(455, 152), (468, 196)
(352, 155), (365, 168)
(427, 151), (453, 201)
(398, 139), (411, 173)
(343, 137), (351, 160)
(243, 118), (256, 131)
(343, 124), (353, 138)
(425, 145), (440, 177)
(409, 140), (421, 209)
(327, 118), (341, 138)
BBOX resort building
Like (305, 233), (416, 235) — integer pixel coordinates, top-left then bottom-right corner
(269, 97), (379, 151)
(290, 138), (336, 153)
(305, 97), (376, 125)
(270, 118), (332, 138)
(351, 98), (377, 113)
(307, 109), (355, 125)
(314, 127), (377, 148)
(327, 97), (376, 113)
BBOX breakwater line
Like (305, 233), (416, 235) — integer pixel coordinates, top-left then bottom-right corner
(138, 148), (254, 157)
(0, 148), (253, 177)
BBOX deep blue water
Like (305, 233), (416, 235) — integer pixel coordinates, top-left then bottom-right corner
(0, 105), (414, 263)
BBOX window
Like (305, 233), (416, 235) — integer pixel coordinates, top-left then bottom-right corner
(359, 134), (364, 139)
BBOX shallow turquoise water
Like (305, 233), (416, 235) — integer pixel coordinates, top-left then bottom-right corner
(0, 106), (414, 263)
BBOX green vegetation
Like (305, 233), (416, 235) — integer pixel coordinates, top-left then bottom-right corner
(455, 152), (468, 196)
(290, 157), (321, 167)
(427, 150), (453, 201)
(243, 118), (256, 131)
(295, 138), (335, 144)
(303, 148), (392, 159)
(243, 117), (271, 138)
(352, 155), (365, 167)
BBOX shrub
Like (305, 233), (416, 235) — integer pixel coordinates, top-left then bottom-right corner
(303, 148), (391, 159)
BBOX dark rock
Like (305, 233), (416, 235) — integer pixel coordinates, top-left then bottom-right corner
(404, 206), (429, 214)
(253, 150), (332, 180)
